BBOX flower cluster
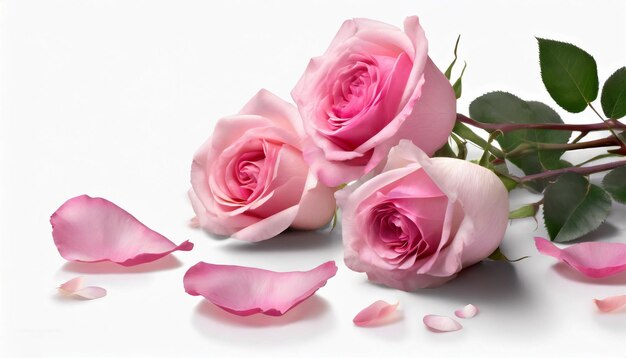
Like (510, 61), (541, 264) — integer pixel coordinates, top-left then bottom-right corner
(50, 14), (626, 327)
(188, 16), (509, 290)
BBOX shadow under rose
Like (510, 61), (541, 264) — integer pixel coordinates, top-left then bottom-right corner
(221, 228), (342, 253)
(60, 255), (183, 274)
(552, 262), (626, 285)
(191, 295), (336, 346)
(411, 261), (527, 306)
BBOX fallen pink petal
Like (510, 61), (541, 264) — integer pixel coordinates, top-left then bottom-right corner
(184, 261), (337, 316)
(51, 195), (193, 266)
(594, 295), (626, 312)
(58, 277), (107, 300)
(423, 314), (462, 332)
(353, 300), (400, 327)
(454, 304), (479, 319)
(534, 237), (626, 278)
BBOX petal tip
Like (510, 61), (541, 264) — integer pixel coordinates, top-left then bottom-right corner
(454, 304), (479, 319)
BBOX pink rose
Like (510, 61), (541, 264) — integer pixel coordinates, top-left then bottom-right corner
(338, 140), (509, 290)
(189, 90), (336, 242)
(291, 16), (456, 187)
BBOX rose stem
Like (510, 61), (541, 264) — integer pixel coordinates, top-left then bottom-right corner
(511, 159), (626, 184)
(456, 113), (626, 133)
(506, 135), (626, 158)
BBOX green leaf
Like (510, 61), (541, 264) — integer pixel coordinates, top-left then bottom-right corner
(509, 204), (538, 219)
(469, 92), (571, 191)
(478, 130), (502, 167)
(487, 247), (529, 262)
(450, 133), (467, 160)
(330, 209), (339, 231)
(537, 38), (599, 113)
(543, 173), (612, 242)
(444, 35), (461, 80)
(452, 121), (505, 158)
(434, 142), (457, 158)
(452, 61), (467, 99)
(602, 166), (626, 204)
(601, 67), (626, 119)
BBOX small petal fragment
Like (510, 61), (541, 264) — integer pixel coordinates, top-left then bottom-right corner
(353, 300), (399, 327)
(454, 304), (479, 319)
(423, 314), (462, 332)
(534, 237), (626, 278)
(594, 295), (626, 312)
(184, 261), (337, 316)
(58, 277), (107, 300)
(51, 195), (193, 266)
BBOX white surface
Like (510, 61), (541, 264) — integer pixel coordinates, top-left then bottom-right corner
(2, 0), (626, 357)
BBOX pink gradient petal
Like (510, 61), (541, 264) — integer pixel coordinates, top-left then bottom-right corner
(59, 276), (83, 292)
(454, 304), (479, 318)
(353, 300), (399, 327)
(72, 287), (107, 300)
(58, 277), (107, 300)
(534, 237), (626, 278)
(184, 261), (338, 316)
(51, 195), (193, 266)
(594, 295), (626, 312)
(423, 315), (462, 332)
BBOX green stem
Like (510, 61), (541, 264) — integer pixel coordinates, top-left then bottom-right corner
(588, 103), (626, 150)
(456, 113), (626, 133)
(512, 159), (626, 184)
(506, 136), (620, 158)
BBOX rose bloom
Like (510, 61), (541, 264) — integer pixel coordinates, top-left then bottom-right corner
(189, 90), (336, 242)
(338, 140), (509, 290)
(291, 16), (456, 187)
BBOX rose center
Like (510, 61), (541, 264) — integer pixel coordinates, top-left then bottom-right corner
(370, 202), (434, 267)
(234, 150), (265, 200)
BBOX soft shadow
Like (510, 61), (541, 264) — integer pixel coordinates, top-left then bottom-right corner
(564, 222), (620, 244)
(194, 295), (329, 327)
(222, 228), (342, 253)
(593, 312), (626, 332)
(552, 262), (626, 285)
(191, 295), (336, 346)
(61, 255), (183, 274)
(355, 311), (407, 341)
(412, 261), (526, 306)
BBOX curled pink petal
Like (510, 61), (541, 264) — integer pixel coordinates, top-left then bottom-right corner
(59, 276), (83, 292)
(534, 237), (626, 278)
(594, 295), (626, 312)
(353, 300), (400, 327)
(58, 277), (107, 300)
(454, 304), (479, 318)
(51, 195), (193, 266)
(423, 314), (462, 332)
(184, 261), (337, 316)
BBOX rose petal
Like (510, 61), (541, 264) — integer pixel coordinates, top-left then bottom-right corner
(59, 276), (83, 292)
(72, 287), (108, 300)
(534, 237), (626, 278)
(51, 195), (193, 266)
(423, 315), (462, 332)
(353, 300), (399, 327)
(58, 277), (107, 300)
(594, 295), (626, 312)
(184, 261), (337, 316)
(454, 304), (479, 319)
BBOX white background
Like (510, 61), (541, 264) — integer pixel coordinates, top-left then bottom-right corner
(2, 0), (626, 357)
